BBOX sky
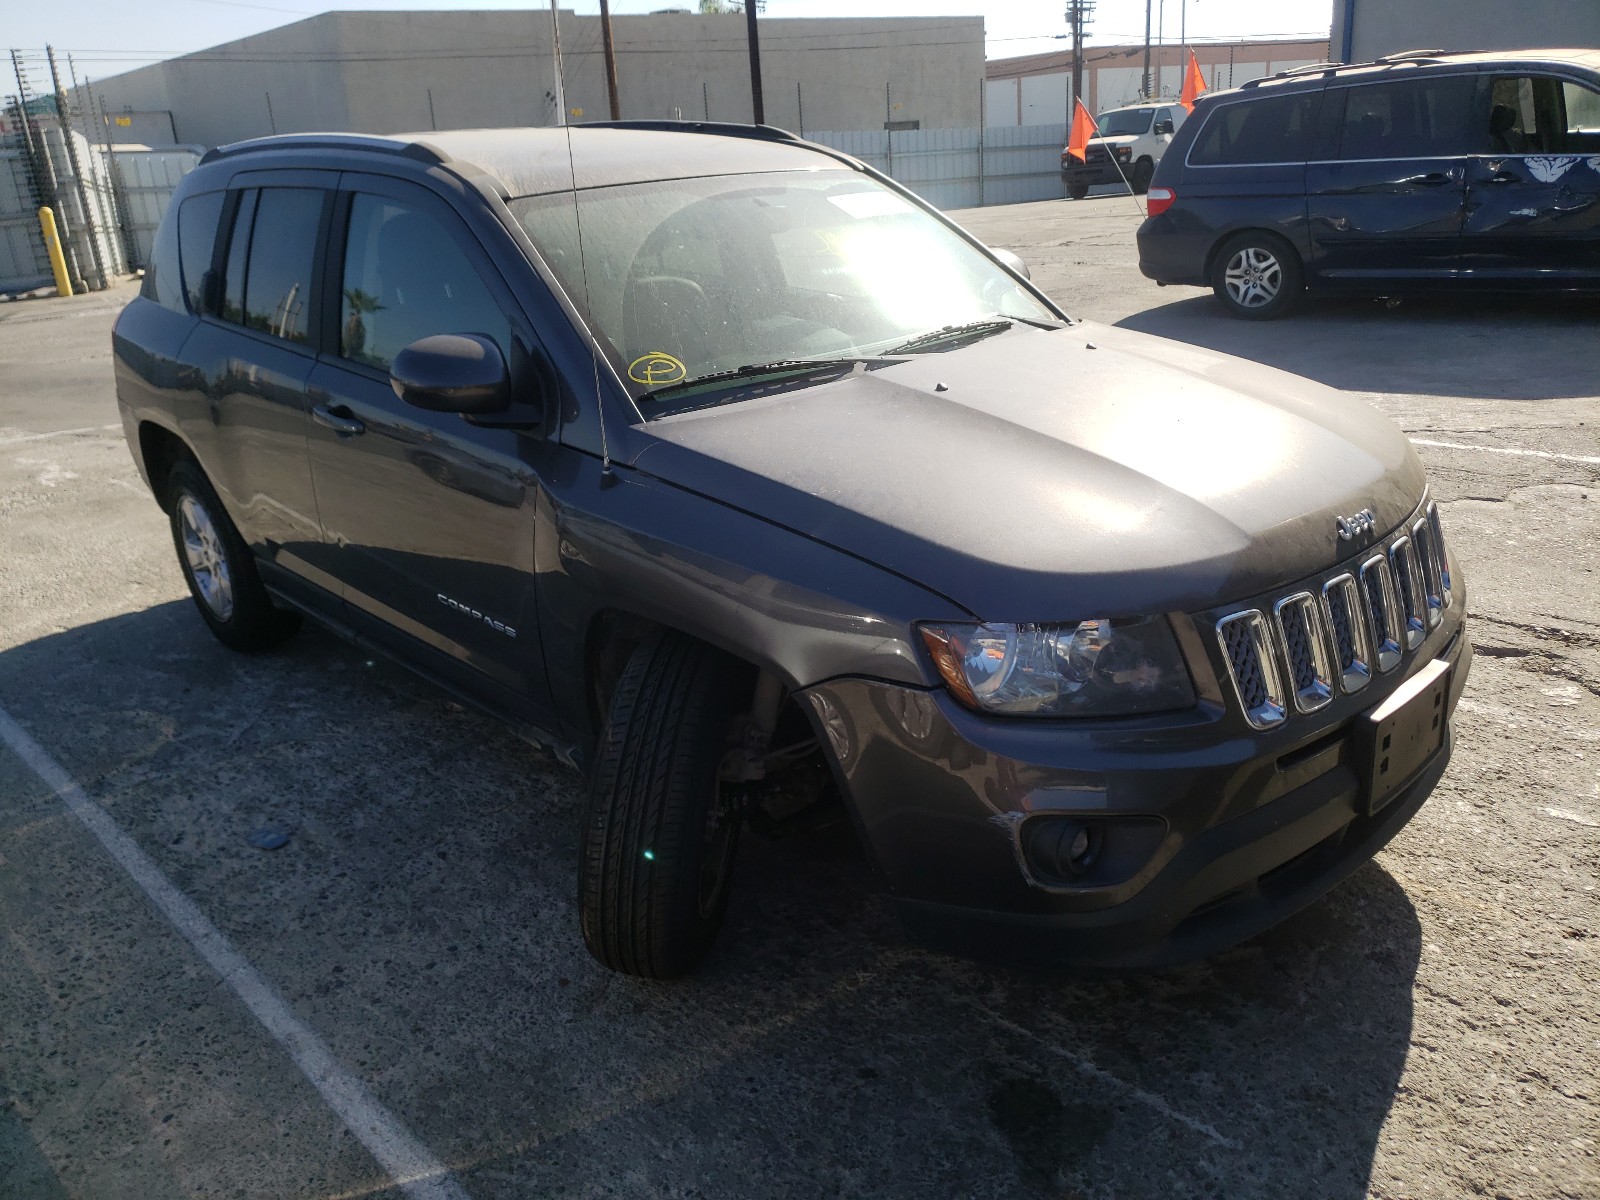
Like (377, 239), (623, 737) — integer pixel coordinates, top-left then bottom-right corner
(5, 0), (1335, 83)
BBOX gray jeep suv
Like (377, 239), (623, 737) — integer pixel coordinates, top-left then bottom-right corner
(113, 122), (1470, 978)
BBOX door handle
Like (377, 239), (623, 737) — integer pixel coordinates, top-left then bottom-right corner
(312, 404), (365, 436)
(1483, 170), (1522, 185)
(1403, 171), (1455, 187)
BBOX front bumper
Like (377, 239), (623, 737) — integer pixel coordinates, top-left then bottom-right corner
(1063, 159), (1131, 186)
(802, 597), (1470, 968)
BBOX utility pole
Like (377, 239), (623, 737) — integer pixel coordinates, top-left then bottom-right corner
(1066, 1), (1095, 115)
(599, 0), (621, 121)
(1142, 0), (1153, 98)
(1156, 0), (1165, 97)
(548, 0), (566, 126)
(744, 0), (765, 124)
(47, 44), (106, 290)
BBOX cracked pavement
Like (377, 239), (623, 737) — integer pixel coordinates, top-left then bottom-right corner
(1, 197), (1596, 1199)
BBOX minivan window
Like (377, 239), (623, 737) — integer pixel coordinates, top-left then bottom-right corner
(1332, 76), (1479, 160)
(241, 188), (324, 344)
(177, 191), (225, 315)
(1489, 76), (1600, 154)
(1189, 92), (1319, 165)
(1098, 108), (1155, 136)
(338, 194), (511, 371)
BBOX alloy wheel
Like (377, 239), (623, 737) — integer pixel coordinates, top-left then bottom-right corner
(177, 493), (234, 621)
(1224, 246), (1283, 309)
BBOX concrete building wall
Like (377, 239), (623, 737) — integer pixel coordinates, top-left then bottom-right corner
(85, 10), (984, 149)
(1332, 0), (1600, 63)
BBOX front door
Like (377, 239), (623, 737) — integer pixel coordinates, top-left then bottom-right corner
(304, 176), (554, 714)
(1460, 72), (1600, 283)
(1306, 74), (1479, 282)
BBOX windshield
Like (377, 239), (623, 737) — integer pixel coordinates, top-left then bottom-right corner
(509, 169), (1056, 405)
(1096, 108), (1155, 137)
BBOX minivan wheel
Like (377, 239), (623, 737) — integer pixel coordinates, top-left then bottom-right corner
(166, 459), (300, 652)
(579, 631), (745, 979)
(1211, 232), (1303, 320)
(1131, 158), (1155, 194)
(1067, 182), (1089, 201)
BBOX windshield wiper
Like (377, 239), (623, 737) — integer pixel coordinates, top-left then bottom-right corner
(885, 319), (1013, 355)
(638, 356), (895, 402)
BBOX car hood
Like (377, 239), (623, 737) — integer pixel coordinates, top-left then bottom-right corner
(628, 324), (1426, 620)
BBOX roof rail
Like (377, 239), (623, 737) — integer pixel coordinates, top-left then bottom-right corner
(1374, 48), (1449, 62)
(578, 119), (804, 144)
(201, 132), (447, 167)
(1239, 49), (1474, 89)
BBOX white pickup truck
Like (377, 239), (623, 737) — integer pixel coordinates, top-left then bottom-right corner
(1062, 102), (1187, 199)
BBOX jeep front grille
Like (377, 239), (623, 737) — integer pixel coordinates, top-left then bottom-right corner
(1215, 502), (1452, 729)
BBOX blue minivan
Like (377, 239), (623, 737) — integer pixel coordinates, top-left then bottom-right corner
(1136, 48), (1600, 317)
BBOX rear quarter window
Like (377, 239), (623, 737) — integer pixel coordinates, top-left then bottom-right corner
(178, 191), (226, 315)
(140, 206), (184, 312)
(1189, 92), (1320, 165)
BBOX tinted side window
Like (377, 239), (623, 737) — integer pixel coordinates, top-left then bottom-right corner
(221, 189), (256, 326)
(1488, 75), (1600, 154)
(1334, 76), (1479, 159)
(178, 191), (225, 315)
(140, 205), (184, 312)
(242, 188), (324, 344)
(339, 194), (511, 371)
(1189, 92), (1319, 165)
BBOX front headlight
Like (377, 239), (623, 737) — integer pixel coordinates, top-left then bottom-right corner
(918, 617), (1195, 718)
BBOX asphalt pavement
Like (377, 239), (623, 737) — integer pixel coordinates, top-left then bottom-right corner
(1, 200), (1596, 1200)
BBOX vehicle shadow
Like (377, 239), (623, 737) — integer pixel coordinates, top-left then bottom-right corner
(1113, 290), (1600, 401)
(0, 602), (1423, 1199)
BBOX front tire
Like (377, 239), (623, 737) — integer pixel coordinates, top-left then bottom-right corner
(1210, 232), (1304, 320)
(1067, 182), (1089, 201)
(1131, 157), (1155, 194)
(166, 459), (299, 652)
(579, 631), (745, 979)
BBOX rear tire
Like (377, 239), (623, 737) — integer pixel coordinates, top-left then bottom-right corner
(579, 631), (745, 979)
(1131, 158), (1155, 194)
(1210, 231), (1304, 320)
(166, 459), (300, 652)
(1067, 182), (1089, 201)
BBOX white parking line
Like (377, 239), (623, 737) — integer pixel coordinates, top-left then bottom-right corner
(1409, 438), (1600, 467)
(0, 705), (470, 1200)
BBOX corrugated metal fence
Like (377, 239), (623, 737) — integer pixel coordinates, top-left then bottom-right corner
(114, 146), (202, 268)
(807, 122), (1067, 210)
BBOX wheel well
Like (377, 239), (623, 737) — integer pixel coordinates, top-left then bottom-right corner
(137, 422), (191, 509)
(583, 612), (790, 744)
(1203, 228), (1300, 286)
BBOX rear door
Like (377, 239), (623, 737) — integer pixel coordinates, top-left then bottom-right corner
(178, 174), (338, 589)
(303, 173), (555, 714)
(1306, 73), (1479, 282)
(1460, 71), (1600, 282)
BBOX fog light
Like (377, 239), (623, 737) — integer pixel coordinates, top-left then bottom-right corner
(1023, 818), (1102, 880)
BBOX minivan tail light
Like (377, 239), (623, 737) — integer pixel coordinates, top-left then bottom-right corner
(1146, 187), (1176, 217)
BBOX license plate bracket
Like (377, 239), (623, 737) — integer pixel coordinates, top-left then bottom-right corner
(1356, 658), (1452, 815)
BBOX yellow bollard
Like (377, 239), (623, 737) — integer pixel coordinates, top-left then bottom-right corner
(38, 206), (74, 298)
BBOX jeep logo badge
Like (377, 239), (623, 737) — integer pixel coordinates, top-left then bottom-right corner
(1335, 508), (1377, 541)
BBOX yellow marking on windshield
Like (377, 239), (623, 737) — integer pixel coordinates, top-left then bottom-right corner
(628, 352), (687, 386)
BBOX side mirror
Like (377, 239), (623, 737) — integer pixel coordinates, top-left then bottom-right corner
(992, 247), (1031, 280)
(390, 334), (510, 415)
(1154, 119), (1174, 135)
